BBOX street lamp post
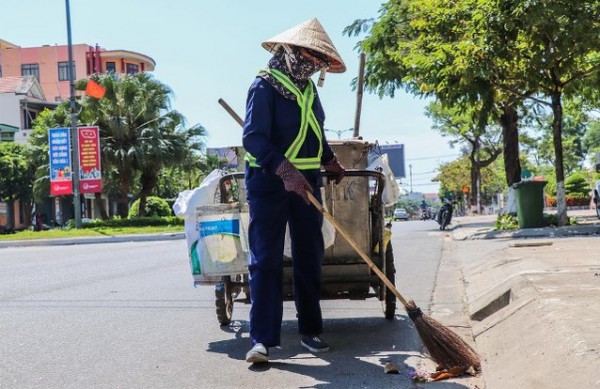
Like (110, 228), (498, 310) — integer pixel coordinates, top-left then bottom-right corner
(325, 128), (353, 140)
(65, 0), (81, 228)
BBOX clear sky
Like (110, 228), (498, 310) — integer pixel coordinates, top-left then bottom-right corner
(3, 0), (459, 193)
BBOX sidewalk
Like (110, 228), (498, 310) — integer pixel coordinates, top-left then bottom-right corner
(0, 231), (184, 249)
(443, 210), (600, 388)
(451, 208), (600, 241)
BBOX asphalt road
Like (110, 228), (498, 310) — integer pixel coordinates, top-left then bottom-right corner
(0, 220), (464, 389)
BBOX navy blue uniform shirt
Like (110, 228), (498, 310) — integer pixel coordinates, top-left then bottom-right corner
(242, 77), (335, 178)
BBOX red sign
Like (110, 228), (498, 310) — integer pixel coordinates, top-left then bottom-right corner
(51, 181), (73, 196)
(77, 126), (102, 193)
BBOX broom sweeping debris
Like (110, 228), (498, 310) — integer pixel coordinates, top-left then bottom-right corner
(306, 191), (480, 375)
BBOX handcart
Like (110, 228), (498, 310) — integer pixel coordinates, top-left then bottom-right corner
(190, 140), (396, 325)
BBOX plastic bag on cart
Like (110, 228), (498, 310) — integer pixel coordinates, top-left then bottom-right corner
(173, 169), (225, 284)
(368, 154), (400, 206)
(284, 187), (335, 257)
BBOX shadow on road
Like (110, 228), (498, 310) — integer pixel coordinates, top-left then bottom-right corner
(207, 315), (474, 388)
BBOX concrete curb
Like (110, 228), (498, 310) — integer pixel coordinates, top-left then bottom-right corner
(0, 232), (185, 249)
(451, 220), (600, 241)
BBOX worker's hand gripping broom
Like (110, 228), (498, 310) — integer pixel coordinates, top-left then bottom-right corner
(305, 191), (480, 374)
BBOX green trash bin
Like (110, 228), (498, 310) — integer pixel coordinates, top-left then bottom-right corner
(512, 180), (547, 228)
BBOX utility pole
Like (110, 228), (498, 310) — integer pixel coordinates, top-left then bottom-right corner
(353, 53), (365, 138)
(409, 164), (413, 193)
(65, 0), (81, 228)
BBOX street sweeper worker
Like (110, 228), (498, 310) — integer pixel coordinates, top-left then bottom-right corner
(242, 18), (346, 364)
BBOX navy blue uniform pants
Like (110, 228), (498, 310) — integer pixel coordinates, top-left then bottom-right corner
(246, 170), (324, 348)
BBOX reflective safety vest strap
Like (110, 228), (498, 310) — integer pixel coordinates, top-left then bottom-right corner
(245, 69), (323, 170)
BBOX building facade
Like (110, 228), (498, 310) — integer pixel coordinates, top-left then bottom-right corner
(0, 38), (155, 103)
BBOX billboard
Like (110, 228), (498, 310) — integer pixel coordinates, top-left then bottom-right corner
(368, 143), (405, 178)
(77, 126), (102, 193)
(48, 128), (73, 196)
(207, 147), (241, 170)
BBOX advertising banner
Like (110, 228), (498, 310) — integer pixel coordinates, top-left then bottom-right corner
(368, 143), (406, 178)
(78, 126), (102, 193)
(48, 128), (73, 196)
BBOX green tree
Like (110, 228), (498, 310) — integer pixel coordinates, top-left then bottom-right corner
(426, 102), (502, 211)
(345, 0), (526, 190)
(490, 0), (600, 225)
(347, 0), (600, 225)
(0, 142), (35, 229)
(78, 73), (207, 217)
(564, 171), (590, 197)
(136, 111), (207, 216)
(127, 196), (171, 218)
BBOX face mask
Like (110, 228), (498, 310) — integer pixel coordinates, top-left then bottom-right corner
(261, 46), (329, 100)
(284, 46), (324, 81)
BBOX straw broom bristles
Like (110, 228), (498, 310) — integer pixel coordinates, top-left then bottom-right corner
(406, 300), (481, 371)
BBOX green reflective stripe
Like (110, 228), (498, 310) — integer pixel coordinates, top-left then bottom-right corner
(267, 68), (302, 97)
(286, 85), (314, 161)
(245, 152), (259, 167)
(265, 69), (309, 161)
(250, 68), (324, 170)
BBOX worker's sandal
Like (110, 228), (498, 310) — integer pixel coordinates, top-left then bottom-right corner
(245, 343), (269, 363)
(301, 336), (329, 353)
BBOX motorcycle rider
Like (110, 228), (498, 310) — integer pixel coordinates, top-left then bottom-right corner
(419, 199), (429, 220)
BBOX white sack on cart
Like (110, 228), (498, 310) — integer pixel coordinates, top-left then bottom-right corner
(368, 154), (400, 206)
(173, 169), (225, 283)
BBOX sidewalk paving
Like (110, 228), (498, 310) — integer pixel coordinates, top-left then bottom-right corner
(0, 231), (184, 249)
(442, 209), (600, 388)
(451, 208), (600, 241)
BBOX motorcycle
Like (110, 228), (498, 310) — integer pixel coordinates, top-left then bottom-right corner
(420, 208), (431, 220)
(436, 199), (454, 230)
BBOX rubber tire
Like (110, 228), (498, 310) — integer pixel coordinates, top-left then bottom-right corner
(440, 210), (450, 230)
(384, 244), (397, 320)
(215, 277), (233, 326)
(596, 202), (600, 219)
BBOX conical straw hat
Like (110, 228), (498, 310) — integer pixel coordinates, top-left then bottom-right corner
(262, 18), (346, 73)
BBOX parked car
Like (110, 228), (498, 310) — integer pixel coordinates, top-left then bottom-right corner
(593, 180), (600, 219)
(393, 208), (409, 221)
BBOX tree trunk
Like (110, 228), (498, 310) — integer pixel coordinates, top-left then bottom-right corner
(469, 156), (478, 212)
(499, 102), (521, 215)
(138, 170), (158, 217)
(119, 173), (130, 218)
(499, 102), (521, 186)
(6, 200), (15, 230)
(551, 91), (568, 226)
(94, 192), (109, 220)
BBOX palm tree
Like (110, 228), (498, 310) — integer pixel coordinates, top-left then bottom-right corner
(80, 73), (172, 217)
(79, 72), (208, 218)
(136, 111), (207, 216)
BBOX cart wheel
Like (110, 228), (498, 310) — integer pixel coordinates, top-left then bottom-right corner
(215, 276), (233, 326)
(384, 244), (397, 320)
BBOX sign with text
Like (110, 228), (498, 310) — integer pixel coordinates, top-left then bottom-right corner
(77, 126), (102, 193)
(368, 143), (406, 178)
(49, 128), (73, 196)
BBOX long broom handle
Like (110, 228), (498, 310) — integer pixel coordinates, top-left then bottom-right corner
(306, 191), (411, 309)
(218, 98), (244, 127)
